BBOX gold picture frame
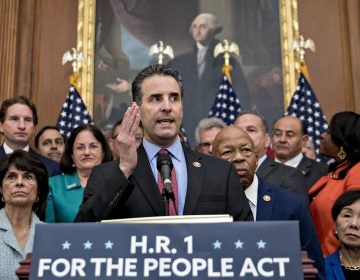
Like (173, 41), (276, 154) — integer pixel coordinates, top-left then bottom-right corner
(76, 0), (299, 117)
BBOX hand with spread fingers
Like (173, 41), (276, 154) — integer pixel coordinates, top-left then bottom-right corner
(116, 102), (141, 178)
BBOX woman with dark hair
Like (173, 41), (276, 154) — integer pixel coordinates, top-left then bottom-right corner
(325, 189), (360, 279)
(45, 124), (113, 223)
(309, 111), (360, 256)
(0, 150), (49, 279)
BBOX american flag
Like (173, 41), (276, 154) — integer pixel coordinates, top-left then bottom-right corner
(208, 72), (241, 125)
(56, 86), (93, 138)
(286, 71), (328, 158)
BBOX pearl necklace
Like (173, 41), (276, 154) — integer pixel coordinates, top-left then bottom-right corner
(340, 251), (360, 271)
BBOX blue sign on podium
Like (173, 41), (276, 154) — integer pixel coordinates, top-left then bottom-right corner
(30, 221), (302, 279)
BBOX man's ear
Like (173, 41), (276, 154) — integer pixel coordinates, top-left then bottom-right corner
(301, 135), (309, 147)
(264, 133), (271, 148)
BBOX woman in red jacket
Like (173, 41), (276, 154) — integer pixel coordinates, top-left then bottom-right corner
(309, 111), (360, 256)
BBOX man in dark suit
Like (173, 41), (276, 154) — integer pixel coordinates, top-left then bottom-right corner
(75, 64), (252, 222)
(168, 13), (250, 146)
(212, 125), (325, 279)
(234, 111), (308, 199)
(0, 96), (60, 177)
(272, 116), (328, 190)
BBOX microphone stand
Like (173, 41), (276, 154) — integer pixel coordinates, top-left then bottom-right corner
(162, 188), (170, 216)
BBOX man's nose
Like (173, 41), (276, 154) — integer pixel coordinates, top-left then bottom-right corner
(18, 119), (26, 129)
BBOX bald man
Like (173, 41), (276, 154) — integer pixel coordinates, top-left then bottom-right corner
(235, 112), (308, 199)
(272, 116), (328, 189)
(212, 126), (325, 279)
(169, 13), (249, 146)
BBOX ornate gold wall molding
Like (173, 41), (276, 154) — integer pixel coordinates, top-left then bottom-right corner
(280, 0), (300, 109)
(77, 0), (95, 115)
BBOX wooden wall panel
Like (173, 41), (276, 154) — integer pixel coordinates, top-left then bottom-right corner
(32, 0), (78, 131)
(0, 0), (20, 100)
(298, 0), (360, 120)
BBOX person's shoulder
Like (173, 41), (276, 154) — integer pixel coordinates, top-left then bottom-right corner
(260, 178), (306, 205)
(93, 159), (119, 172)
(301, 156), (328, 171)
(184, 148), (233, 168)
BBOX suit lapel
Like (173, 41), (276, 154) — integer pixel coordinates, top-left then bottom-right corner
(183, 147), (205, 215)
(257, 157), (275, 179)
(131, 145), (163, 216)
(256, 179), (275, 221)
(0, 145), (6, 157)
(297, 157), (311, 176)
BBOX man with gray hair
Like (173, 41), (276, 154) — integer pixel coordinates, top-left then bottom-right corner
(195, 117), (226, 156)
(169, 13), (249, 146)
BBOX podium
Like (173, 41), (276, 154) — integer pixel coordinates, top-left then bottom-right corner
(16, 221), (319, 279)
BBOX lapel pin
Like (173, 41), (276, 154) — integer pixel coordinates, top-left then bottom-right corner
(263, 195), (271, 202)
(193, 161), (201, 167)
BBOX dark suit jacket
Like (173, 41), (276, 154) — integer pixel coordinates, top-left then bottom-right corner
(75, 144), (253, 222)
(0, 145), (61, 177)
(168, 39), (250, 146)
(325, 250), (345, 280)
(256, 157), (308, 199)
(297, 156), (328, 190)
(256, 178), (325, 279)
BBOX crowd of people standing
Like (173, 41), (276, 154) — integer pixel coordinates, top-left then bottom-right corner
(0, 63), (359, 279)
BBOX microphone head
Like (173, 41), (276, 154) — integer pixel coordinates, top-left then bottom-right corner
(156, 152), (173, 171)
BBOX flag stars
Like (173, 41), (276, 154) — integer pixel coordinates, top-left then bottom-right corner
(234, 240), (244, 249)
(213, 240), (222, 249)
(105, 240), (114, 249)
(257, 239), (266, 249)
(84, 240), (93, 250)
(62, 240), (71, 250)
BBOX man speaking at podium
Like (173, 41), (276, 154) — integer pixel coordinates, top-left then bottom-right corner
(75, 64), (252, 222)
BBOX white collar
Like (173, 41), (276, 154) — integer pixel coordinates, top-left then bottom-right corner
(275, 153), (303, 168)
(3, 142), (30, 154)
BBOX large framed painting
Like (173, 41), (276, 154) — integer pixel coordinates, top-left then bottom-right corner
(76, 0), (299, 145)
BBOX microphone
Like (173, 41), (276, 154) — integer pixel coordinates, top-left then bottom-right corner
(156, 152), (174, 196)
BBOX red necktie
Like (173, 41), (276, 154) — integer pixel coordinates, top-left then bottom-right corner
(157, 149), (178, 215)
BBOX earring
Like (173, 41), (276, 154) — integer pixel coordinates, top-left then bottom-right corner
(337, 146), (347, 160)
(35, 197), (39, 203)
(1, 196), (4, 203)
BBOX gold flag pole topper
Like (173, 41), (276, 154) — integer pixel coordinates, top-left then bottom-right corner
(62, 48), (84, 87)
(214, 39), (240, 84)
(291, 36), (315, 81)
(149, 41), (174, 65)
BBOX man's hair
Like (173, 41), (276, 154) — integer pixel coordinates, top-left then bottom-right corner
(189, 13), (223, 35)
(273, 116), (307, 135)
(237, 111), (269, 133)
(195, 117), (226, 144)
(132, 64), (184, 106)
(0, 95), (38, 125)
(35, 126), (66, 149)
